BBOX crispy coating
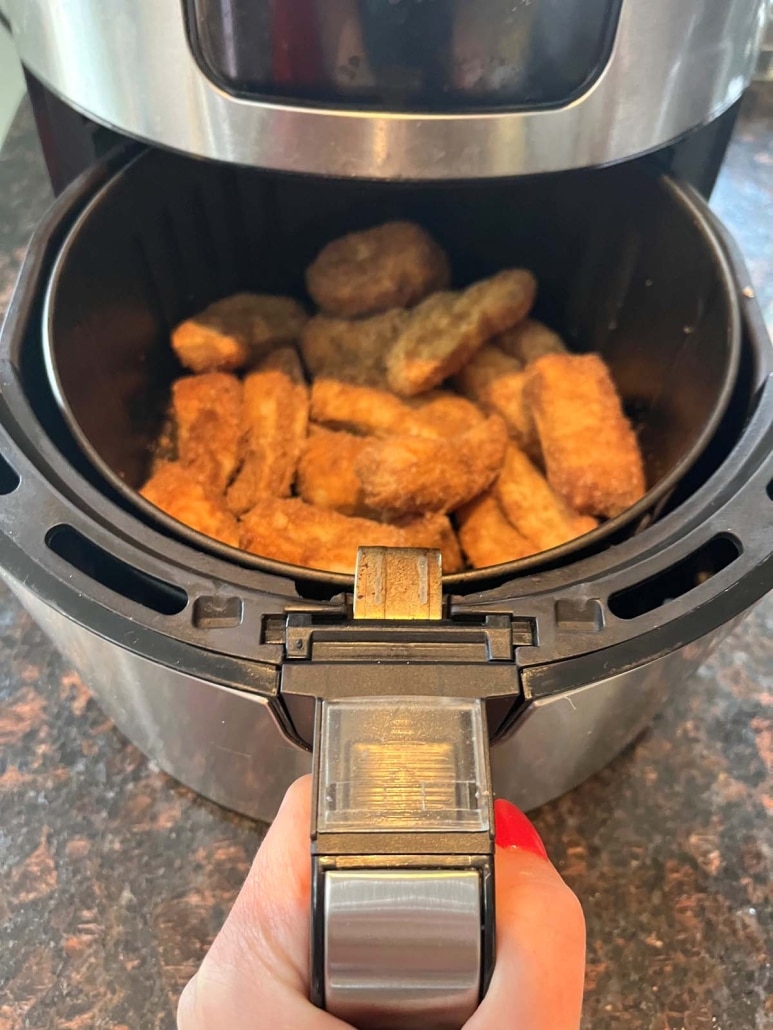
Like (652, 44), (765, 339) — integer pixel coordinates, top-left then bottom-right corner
(455, 344), (540, 459)
(141, 462), (241, 547)
(409, 392), (485, 437)
(355, 415), (508, 515)
(297, 426), (371, 516)
(494, 318), (567, 365)
(386, 269), (537, 397)
(310, 380), (483, 439)
(456, 490), (536, 569)
(240, 497), (462, 574)
(524, 353), (646, 518)
(300, 310), (408, 388)
(172, 372), (244, 493)
(495, 443), (598, 552)
(226, 347), (309, 515)
(306, 221), (450, 318)
(171, 293), (308, 373)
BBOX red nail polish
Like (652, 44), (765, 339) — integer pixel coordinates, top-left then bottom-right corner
(494, 799), (549, 859)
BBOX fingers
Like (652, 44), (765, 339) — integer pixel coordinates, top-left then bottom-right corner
(178, 780), (585, 1030)
(466, 801), (586, 1030)
(177, 775), (348, 1030)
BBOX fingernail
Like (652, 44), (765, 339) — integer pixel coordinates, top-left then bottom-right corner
(494, 799), (549, 859)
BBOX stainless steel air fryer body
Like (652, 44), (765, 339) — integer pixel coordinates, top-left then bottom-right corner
(8, 0), (770, 179)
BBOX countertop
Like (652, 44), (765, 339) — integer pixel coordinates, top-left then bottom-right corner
(0, 90), (771, 1030)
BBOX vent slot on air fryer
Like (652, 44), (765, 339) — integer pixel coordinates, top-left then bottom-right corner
(46, 525), (187, 615)
(608, 535), (741, 620)
(0, 453), (20, 495)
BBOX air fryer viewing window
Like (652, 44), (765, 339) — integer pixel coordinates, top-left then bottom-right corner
(186, 0), (622, 109)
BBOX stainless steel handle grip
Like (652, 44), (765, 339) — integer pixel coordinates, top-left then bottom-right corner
(309, 548), (496, 1030)
(323, 869), (483, 1029)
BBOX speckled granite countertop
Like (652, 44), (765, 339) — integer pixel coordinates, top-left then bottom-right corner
(1, 89), (771, 1030)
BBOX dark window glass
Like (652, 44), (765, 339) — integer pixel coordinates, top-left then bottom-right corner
(186, 0), (622, 111)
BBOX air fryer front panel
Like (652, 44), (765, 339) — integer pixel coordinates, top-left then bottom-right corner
(187, 0), (621, 111)
(7, 0), (768, 178)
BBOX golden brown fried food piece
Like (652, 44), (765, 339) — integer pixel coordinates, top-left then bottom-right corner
(297, 426), (371, 516)
(300, 310), (408, 388)
(240, 497), (462, 574)
(386, 269), (537, 397)
(455, 344), (540, 459)
(355, 415), (508, 515)
(171, 293), (308, 373)
(411, 392), (485, 437)
(172, 372), (244, 493)
(226, 348), (309, 516)
(494, 318), (567, 365)
(310, 380), (483, 439)
(495, 443), (598, 552)
(456, 490), (536, 569)
(524, 353), (646, 518)
(141, 462), (241, 547)
(306, 221), (450, 318)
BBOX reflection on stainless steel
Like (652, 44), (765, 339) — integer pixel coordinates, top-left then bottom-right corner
(491, 618), (744, 810)
(755, 0), (773, 79)
(3, 572), (745, 820)
(7, 0), (767, 178)
(324, 869), (481, 1030)
(8, 580), (312, 822)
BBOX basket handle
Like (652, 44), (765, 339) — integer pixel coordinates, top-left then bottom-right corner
(309, 547), (496, 1029)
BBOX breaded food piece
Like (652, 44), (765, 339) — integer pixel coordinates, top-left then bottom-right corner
(172, 372), (244, 493)
(310, 380), (483, 439)
(495, 443), (598, 552)
(300, 310), (408, 388)
(141, 462), (241, 547)
(240, 497), (462, 574)
(226, 347), (309, 516)
(455, 344), (539, 459)
(412, 391), (485, 437)
(524, 353), (646, 518)
(456, 490), (536, 569)
(355, 415), (508, 515)
(494, 318), (567, 365)
(171, 293), (308, 373)
(297, 426), (371, 516)
(310, 379), (407, 436)
(386, 269), (537, 397)
(306, 221), (450, 318)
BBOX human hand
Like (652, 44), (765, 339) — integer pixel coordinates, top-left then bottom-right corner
(178, 776), (585, 1029)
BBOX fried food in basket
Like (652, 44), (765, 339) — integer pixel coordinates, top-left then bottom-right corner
(141, 462), (241, 548)
(172, 293), (308, 373)
(524, 353), (646, 518)
(141, 220), (649, 576)
(300, 310), (408, 388)
(457, 491), (536, 569)
(455, 344), (539, 459)
(495, 443), (598, 553)
(310, 380), (484, 439)
(172, 372), (244, 493)
(355, 415), (508, 516)
(226, 347), (309, 516)
(385, 269), (536, 397)
(297, 426), (371, 516)
(240, 497), (462, 574)
(306, 221), (450, 318)
(494, 318), (567, 365)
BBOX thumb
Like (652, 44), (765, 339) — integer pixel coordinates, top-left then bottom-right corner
(177, 775), (348, 1030)
(467, 800), (586, 1030)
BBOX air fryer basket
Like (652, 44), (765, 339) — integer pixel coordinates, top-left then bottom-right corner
(41, 150), (740, 585)
(0, 143), (771, 823)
